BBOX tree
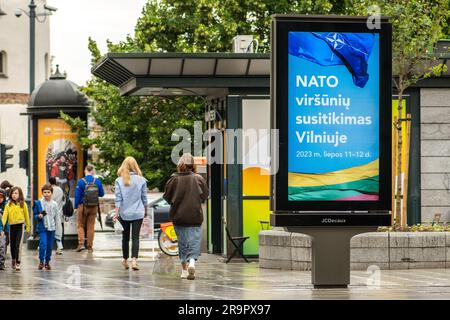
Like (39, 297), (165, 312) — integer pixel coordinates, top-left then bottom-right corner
(62, 40), (204, 188)
(63, 0), (342, 190)
(353, 0), (449, 227)
(64, 0), (449, 200)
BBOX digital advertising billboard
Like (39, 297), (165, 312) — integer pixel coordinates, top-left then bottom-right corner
(288, 31), (379, 202)
(271, 15), (392, 225)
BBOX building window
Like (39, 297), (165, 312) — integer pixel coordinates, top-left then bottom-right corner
(0, 51), (6, 76)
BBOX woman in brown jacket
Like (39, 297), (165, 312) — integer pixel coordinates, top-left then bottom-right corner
(163, 153), (208, 280)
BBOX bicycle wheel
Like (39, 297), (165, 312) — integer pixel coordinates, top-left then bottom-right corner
(157, 229), (179, 256)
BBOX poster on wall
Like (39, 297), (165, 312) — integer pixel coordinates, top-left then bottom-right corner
(271, 15), (392, 224)
(38, 119), (83, 198)
(37, 119), (84, 234)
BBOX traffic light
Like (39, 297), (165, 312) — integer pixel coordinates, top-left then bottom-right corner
(19, 149), (29, 170)
(0, 144), (13, 172)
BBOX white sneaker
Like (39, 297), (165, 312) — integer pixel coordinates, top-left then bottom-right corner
(187, 264), (195, 280)
(180, 269), (188, 279)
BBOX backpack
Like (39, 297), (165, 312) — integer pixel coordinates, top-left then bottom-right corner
(62, 194), (74, 217)
(83, 177), (99, 206)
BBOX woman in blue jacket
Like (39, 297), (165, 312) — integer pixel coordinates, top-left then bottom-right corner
(113, 157), (148, 271)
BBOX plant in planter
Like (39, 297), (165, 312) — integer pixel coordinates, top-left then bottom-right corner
(378, 224), (450, 232)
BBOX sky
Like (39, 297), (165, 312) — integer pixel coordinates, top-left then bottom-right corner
(47, 0), (148, 86)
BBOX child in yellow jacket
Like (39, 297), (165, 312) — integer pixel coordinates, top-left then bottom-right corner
(1, 187), (30, 271)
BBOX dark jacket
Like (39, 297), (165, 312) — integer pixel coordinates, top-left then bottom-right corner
(163, 172), (208, 226)
(0, 189), (8, 233)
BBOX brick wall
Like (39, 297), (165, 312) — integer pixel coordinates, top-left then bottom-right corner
(0, 93), (29, 104)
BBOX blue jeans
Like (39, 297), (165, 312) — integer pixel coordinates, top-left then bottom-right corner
(39, 230), (55, 263)
(173, 225), (201, 263)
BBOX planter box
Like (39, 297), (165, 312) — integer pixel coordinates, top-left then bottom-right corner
(259, 230), (450, 271)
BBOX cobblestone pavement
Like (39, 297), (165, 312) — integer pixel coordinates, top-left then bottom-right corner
(1, 233), (450, 300)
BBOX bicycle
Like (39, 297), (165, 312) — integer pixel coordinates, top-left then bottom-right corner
(157, 222), (179, 256)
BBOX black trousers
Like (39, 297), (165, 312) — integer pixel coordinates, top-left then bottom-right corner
(119, 217), (143, 259)
(9, 224), (23, 263)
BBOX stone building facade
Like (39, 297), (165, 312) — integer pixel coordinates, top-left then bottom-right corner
(0, 0), (50, 191)
(421, 88), (450, 223)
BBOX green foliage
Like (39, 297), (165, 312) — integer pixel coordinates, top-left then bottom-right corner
(353, 0), (449, 93)
(63, 0), (449, 191)
(64, 0), (346, 190)
(378, 224), (450, 232)
(63, 80), (204, 188)
(133, 0), (340, 53)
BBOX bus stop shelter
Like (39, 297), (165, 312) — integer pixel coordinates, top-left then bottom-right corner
(92, 52), (271, 258)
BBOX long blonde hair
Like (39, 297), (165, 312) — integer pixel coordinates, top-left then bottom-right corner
(117, 156), (143, 186)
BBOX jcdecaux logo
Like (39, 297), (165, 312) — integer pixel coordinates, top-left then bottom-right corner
(321, 218), (346, 224)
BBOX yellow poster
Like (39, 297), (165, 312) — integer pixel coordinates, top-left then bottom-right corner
(37, 119), (84, 199)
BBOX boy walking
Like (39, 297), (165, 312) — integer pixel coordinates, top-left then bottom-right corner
(34, 184), (62, 270)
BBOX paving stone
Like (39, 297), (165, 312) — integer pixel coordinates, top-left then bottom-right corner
(389, 262), (410, 270)
(291, 261), (311, 271)
(290, 233), (311, 248)
(420, 88), (450, 107)
(367, 232), (389, 248)
(351, 248), (389, 263)
(260, 245), (291, 261)
(409, 247), (446, 262)
(359, 234), (370, 248)
(291, 247), (311, 262)
(259, 258), (292, 270)
(390, 248), (410, 263)
(409, 232), (446, 248)
(389, 233), (409, 248)
(409, 262), (446, 269)
(259, 230), (291, 247)
(421, 107), (450, 123)
(350, 262), (389, 271)
(4, 237), (450, 300)
(151, 253), (178, 275)
(350, 234), (363, 248)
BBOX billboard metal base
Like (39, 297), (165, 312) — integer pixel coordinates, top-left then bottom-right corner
(285, 226), (377, 288)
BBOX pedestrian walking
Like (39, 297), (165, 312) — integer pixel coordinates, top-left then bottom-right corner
(0, 181), (13, 256)
(0, 180), (13, 197)
(49, 177), (65, 255)
(163, 153), (208, 280)
(0, 189), (8, 270)
(113, 157), (148, 271)
(1, 187), (30, 271)
(33, 184), (62, 270)
(74, 165), (105, 253)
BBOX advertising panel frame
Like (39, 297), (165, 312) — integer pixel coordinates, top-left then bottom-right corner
(271, 15), (392, 226)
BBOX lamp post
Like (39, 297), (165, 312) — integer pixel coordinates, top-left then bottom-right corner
(15, 0), (56, 237)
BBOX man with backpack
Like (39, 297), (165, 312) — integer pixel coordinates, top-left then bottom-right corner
(74, 165), (105, 253)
